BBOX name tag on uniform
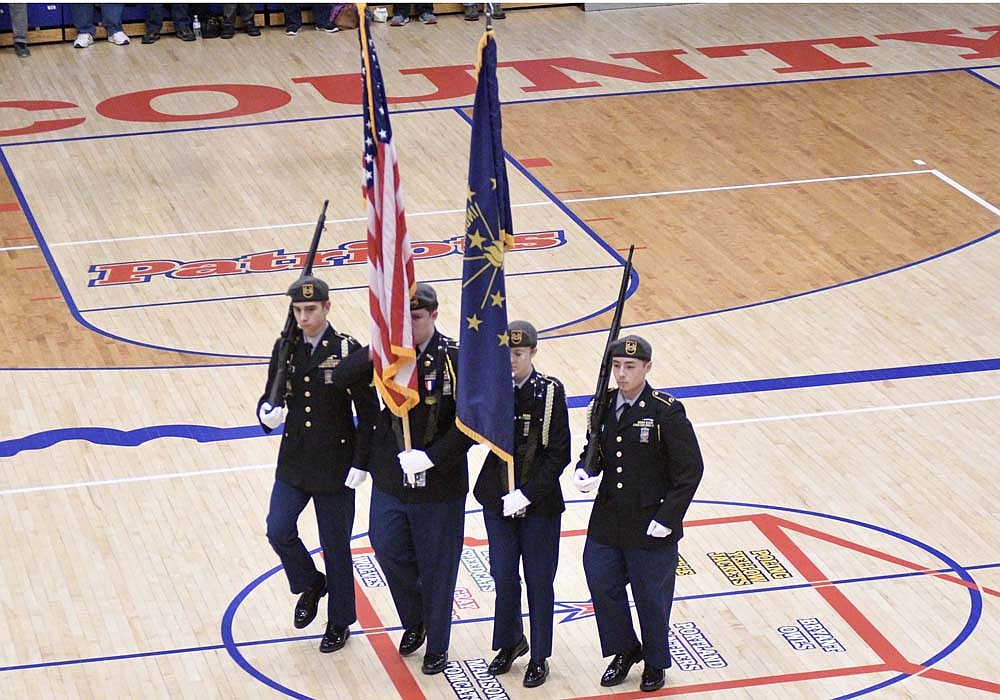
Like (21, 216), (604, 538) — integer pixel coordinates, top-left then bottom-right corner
(319, 357), (340, 369)
(633, 418), (654, 428)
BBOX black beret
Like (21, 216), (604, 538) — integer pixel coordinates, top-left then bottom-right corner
(286, 275), (329, 302)
(609, 334), (652, 361)
(410, 282), (438, 311)
(508, 320), (538, 348)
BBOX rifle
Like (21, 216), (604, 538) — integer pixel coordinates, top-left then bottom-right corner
(581, 244), (634, 476)
(265, 200), (329, 407)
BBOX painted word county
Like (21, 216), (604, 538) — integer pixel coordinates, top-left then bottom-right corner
(3, 27), (999, 138)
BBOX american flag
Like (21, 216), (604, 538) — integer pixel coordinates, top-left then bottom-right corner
(360, 15), (419, 416)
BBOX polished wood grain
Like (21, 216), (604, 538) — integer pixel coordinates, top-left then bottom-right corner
(1, 3), (998, 699)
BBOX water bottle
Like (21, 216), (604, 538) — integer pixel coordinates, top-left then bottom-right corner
(192, 14), (201, 38)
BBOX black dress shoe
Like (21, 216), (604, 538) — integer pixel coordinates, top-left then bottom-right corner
(640, 664), (665, 692)
(523, 659), (548, 688)
(293, 576), (327, 629)
(398, 623), (426, 656)
(319, 623), (350, 653)
(487, 635), (529, 675)
(421, 651), (448, 675)
(600, 645), (643, 687)
(141, 31), (159, 44)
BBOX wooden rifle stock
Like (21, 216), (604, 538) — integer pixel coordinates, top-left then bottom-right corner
(581, 244), (634, 476)
(265, 200), (329, 407)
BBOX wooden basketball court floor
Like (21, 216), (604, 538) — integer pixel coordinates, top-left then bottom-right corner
(1, 3), (999, 698)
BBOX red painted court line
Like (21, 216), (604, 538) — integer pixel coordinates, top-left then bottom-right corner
(0, 202), (20, 213)
(519, 157), (551, 168)
(570, 663), (892, 699)
(16, 266), (47, 271)
(774, 518), (999, 596)
(553, 189), (583, 194)
(30, 296), (61, 302)
(4, 236), (34, 241)
(583, 217), (615, 222)
(755, 515), (908, 667)
(917, 667), (1000, 694)
(353, 579), (426, 700)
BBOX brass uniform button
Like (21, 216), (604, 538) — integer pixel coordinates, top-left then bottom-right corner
(616, 436), (622, 443)
(304, 376), (310, 383)
(616, 482), (623, 489)
(616, 467), (623, 473)
(616, 451), (622, 458)
(305, 391), (311, 398)
(305, 406), (311, 413)
(305, 421), (312, 428)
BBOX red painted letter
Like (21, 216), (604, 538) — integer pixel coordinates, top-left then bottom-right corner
(504, 55), (703, 93)
(699, 36), (877, 73)
(96, 84), (291, 123)
(876, 26), (1000, 59)
(0, 101), (85, 137)
(295, 66), (476, 105)
(89, 260), (177, 286)
(171, 260), (243, 279)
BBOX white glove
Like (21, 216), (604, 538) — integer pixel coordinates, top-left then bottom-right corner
(646, 520), (672, 538)
(398, 449), (434, 476)
(345, 467), (368, 489)
(501, 489), (531, 517)
(573, 467), (601, 493)
(258, 402), (286, 429)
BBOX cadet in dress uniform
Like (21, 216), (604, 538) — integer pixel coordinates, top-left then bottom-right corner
(328, 282), (474, 675)
(474, 321), (570, 688)
(257, 275), (379, 653)
(573, 335), (704, 693)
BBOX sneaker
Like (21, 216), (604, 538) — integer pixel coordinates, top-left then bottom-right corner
(73, 32), (94, 48)
(492, 7), (506, 19)
(14, 42), (31, 57)
(464, 6), (479, 20)
(418, 12), (437, 24)
(221, 21), (236, 39)
(141, 30), (160, 44)
(176, 26), (196, 41)
(109, 30), (130, 45)
(389, 15), (408, 26)
(316, 25), (340, 33)
(284, 25), (301, 36)
(245, 21), (260, 36)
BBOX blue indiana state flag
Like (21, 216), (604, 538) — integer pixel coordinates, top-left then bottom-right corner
(456, 29), (514, 470)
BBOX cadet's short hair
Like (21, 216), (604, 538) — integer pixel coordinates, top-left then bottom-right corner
(410, 282), (438, 311)
(286, 275), (329, 302)
(508, 320), (538, 348)
(608, 334), (652, 362)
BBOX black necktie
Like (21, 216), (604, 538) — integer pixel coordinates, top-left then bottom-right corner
(616, 402), (630, 423)
(305, 342), (314, 356)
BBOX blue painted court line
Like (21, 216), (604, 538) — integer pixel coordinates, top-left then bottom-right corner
(2, 355), (997, 456)
(565, 356), (1000, 408)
